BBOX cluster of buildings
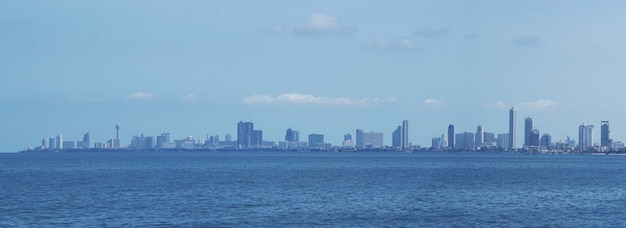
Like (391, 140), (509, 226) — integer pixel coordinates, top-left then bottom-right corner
(25, 107), (624, 153)
(28, 120), (409, 151)
(430, 107), (622, 152)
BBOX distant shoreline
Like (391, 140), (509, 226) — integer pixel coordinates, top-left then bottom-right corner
(17, 148), (626, 156)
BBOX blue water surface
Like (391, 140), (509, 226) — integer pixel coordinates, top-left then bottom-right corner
(1, 151), (626, 227)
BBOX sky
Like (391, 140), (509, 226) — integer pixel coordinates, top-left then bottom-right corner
(2, 1), (626, 152)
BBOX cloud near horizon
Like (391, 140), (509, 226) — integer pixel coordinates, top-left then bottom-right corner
(519, 99), (557, 110)
(423, 98), (444, 106)
(293, 13), (355, 36)
(180, 94), (198, 102)
(241, 93), (396, 107)
(362, 38), (422, 53)
(486, 99), (557, 110)
(127, 91), (153, 99)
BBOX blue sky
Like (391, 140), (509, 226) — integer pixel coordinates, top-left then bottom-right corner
(2, 1), (626, 151)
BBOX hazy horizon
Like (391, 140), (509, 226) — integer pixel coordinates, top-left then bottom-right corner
(2, 1), (626, 152)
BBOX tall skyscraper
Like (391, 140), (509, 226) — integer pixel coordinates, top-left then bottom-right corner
(115, 124), (120, 140)
(509, 107), (516, 149)
(447, 124), (455, 149)
(285, 128), (300, 141)
(401, 120), (409, 149)
(601, 121), (611, 148)
(524, 117), (533, 147)
(237, 121), (254, 149)
(476, 125), (484, 147)
(49, 137), (55, 149)
(578, 124), (594, 151)
(356, 129), (364, 148)
(392, 126), (402, 148)
(42, 138), (48, 149)
(113, 124), (121, 149)
(55, 134), (63, 150)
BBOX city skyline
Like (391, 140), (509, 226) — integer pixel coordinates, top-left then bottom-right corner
(24, 111), (621, 152)
(3, 1), (626, 151)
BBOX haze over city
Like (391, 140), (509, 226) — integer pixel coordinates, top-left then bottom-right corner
(2, 1), (626, 152)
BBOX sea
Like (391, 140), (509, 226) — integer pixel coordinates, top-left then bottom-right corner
(2, 151), (626, 227)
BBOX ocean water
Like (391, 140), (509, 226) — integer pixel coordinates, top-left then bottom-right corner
(2, 151), (626, 227)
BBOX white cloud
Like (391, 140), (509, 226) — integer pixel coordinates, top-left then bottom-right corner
(127, 92), (153, 99)
(424, 98), (444, 105)
(362, 38), (422, 53)
(241, 93), (395, 107)
(293, 13), (355, 36)
(519, 99), (557, 110)
(180, 94), (198, 102)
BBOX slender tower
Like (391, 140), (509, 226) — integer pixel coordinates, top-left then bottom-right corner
(509, 107), (516, 149)
(401, 120), (409, 149)
(116, 123), (121, 140)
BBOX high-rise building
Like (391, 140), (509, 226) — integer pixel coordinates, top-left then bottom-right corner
(308, 134), (324, 148)
(251, 130), (263, 148)
(55, 134), (63, 150)
(355, 129), (383, 149)
(77, 131), (90, 149)
(392, 125), (402, 148)
(484, 132), (496, 145)
(113, 124), (121, 149)
(441, 132), (448, 149)
(455, 132), (475, 150)
(530, 130), (540, 147)
(476, 125), (484, 147)
(524, 117), (533, 147)
(49, 137), (55, 149)
(432, 137), (441, 149)
(42, 138), (48, 150)
(115, 124), (120, 140)
(497, 133), (509, 149)
(447, 124), (455, 149)
(237, 121), (254, 149)
(343, 133), (353, 147)
(157, 133), (171, 148)
(540, 134), (552, 148)
(601, 121), (611, 148)
(578, 124), (594, 151)
(401, 120), (409, 149)
(285, 128), (300, 141)
(509, 107), (516, 149)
